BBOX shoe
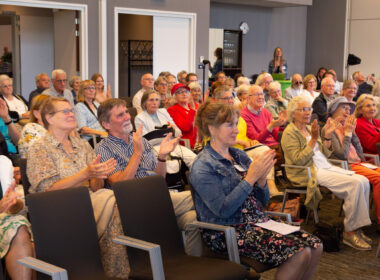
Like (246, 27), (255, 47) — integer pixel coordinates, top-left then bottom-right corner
(343, 232), (371, 251)
(357, 229), (372, 245)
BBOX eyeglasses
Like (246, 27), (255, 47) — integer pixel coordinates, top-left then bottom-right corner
(340, 105), (351, 111)
(295, 81), (303, 85)
(325, 84), (335, 88)
(296, 107), (313, 112)
(1, 84), (12, 88)
(175, 90), (189, 95)
(159, 83), (168, 87)
(84, 86), (96, 90)
(346, 86), (358, 91)
(55, 79), (67, 83)
(248, 93), (264, 97)
(50, 108), (74, 115)
(220, 96), (234, 101)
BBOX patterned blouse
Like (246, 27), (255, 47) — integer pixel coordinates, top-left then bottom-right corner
(18, 122), (47, 158)
(27, 133), (95, 193)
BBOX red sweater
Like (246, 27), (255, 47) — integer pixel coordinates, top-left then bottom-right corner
(240, 107), (279, 146)
(167, 104), (197, 148)
(355, 116), (380, 154)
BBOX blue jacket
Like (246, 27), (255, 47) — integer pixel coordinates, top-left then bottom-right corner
(189, 143), (269, 225)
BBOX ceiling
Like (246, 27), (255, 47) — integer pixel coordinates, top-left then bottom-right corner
(211, 0), (312, 8)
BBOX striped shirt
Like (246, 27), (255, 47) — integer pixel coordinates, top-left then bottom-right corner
(95, 134), (157, 178)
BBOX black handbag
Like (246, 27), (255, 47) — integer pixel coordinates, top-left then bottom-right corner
(313, 222), (342, 252)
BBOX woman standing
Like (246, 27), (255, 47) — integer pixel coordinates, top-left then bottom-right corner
(190, 101), (322, 280)
(268, 47), (288, 79)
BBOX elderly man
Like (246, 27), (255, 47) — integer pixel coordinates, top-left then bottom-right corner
(42, 69), (74, 107)
(177, 70), (187, 85)
(312, 77), (338, 125)
(353, 71), (373, 101)
(28, 73), (50, 104)
(327, 69), (343, 93)
(255, 72), (273, 101)
(265, 81), (288, 118)
(95, 98), (201, 256)
(284, 73), (303, 101)
(241, 85), (286, 147)
(132, 73), (154, 113)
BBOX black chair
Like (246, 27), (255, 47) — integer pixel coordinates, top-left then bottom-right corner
(127, 107), (138, 130)
(113, 176), (248, 280)
(18, 187), (125, 280)
(120, 96), (133, 108)
(18, 158), (31, 199)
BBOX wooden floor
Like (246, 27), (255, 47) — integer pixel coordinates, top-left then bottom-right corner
(261, 194), (380, 280)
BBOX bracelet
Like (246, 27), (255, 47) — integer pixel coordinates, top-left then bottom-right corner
(4, 120), (12, 126)
(157, 156), (167, 162)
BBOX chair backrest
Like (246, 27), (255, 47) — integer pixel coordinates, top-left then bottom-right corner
(113, 176), (185, 270)
(120, 96), (133, 107)
(27, 187), (106, 280)
(127, 107), (138, 130)
(19, 158), (31, 199)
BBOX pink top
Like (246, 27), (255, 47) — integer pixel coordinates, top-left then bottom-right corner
(240, 107), (279, 146)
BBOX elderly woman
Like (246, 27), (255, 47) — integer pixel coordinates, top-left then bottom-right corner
(167, 83), (197, 148)
(0, 160), (33, 280)
(0, 98), (20, 160)
(265, 81), (288, 119)
(134, 90), (196, 187)
(0, 75), (29, 121)
(282, 96), (372, 250)
(300, 74), (319, 104)
(190, 101), (322, 279)
(284, 74), (303, 101)
(322, 96), (380, 233)
(355, 94), (380, 154)
(236, 84), (249, 110)
(268, 47), (288, 79)
(188, 81), (202, 108)
(26, 97), (129, 277)
(69, 75), (81, 104)
(340, 79), (358, 102)
(91, 73), (112, 104)
(214, 85), (282, 197)
(154, 76), (170, 108)
(18, 94), (49, 158)
(74, 80), (107, 146)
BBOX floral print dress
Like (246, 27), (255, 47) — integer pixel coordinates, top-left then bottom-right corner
(202, 163), (321, 266)
(18, 122), (46, 158)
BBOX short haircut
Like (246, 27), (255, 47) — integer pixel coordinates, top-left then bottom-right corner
(214, 85), (232, 100)
(51, 69), (66, 80)
(69, 75), (81, 88)
(188, 82), (201, 91)
(195, 100), (240, 140)
(154, 76), (168, 88)
(186, 73), (198, 82)
(237, 76), (249, 86)
(35, 73), (49, 83)
(77, 80), (95, 103)
(41, 97), (70, 128)
(236, 84), (249, 97)
(140, 89), (160, 111)
(321, 77), (334, 87)
(216, 71), (226, 79)
(255, 72), (272, 86)
(177, 70), (187, 81)
(98, 98), (126, 126)
(354, 94), (377, 118)
(287, 95), (311, 122)
(0, 74), (11, 85)
(268, 81), (281, 92)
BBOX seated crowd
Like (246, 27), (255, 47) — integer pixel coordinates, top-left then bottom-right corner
(0, 65), (379, 280)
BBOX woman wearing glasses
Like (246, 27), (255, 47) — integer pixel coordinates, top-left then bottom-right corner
(281, 96), (372, 250)
(300, 74), (320, 105)
(74, 80), (107, 146)
(264, 81), (288, 119)
(27, 97), (129, 277)
(340, 80), (358, 102)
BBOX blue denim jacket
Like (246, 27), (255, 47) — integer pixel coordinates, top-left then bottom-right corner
(189, 143), (270, 225)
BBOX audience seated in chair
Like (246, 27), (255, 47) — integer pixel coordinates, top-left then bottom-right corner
(282, 96), (372, 251)
(0, 98), (20, 162)
(340, 79), (357, 102)
(91, 73), (112, 104)
(312, 77), (338, 125)
(190, 101), (323, 280)
(255, 72), (273, 101)
(154, 76), (171, 109)
(322, 96), (380, 233)
(42, 69), (75, 107)
(95, 98), (201, 256)
(284, 73), (303, 101)
(28, 72), (50, 105)
(132, 73), (154, 114)
(300, 74), (320, 105)
(353, 71), (373, 101)
(265, 81), (288, 119)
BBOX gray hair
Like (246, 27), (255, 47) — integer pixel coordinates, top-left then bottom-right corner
(51, 69), (66, 80)
(287, 95), (311, 122)
(354, 94), (377, 118)
(237, 76), (250, 86)
(268, 81), (281, 92)
(35, 72), (48, 83)
(177, 70), (187, 81)
(236, 84), (249, 97)
(69, 75), (81, 87)
(214, 85), (231, 100)
(0, 74), (12, 85)
(321, 77), (334, 87)
(255, 72), (272, 86)
(188, 81), (201, 91)
(371, 80), (380, 97)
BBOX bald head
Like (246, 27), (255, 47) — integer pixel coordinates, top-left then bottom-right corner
(292, 74), (303, 89)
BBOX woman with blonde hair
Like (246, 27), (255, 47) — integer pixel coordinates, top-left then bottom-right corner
(300, 74), (319, 104)
(340, 80), (358, 102)
(268, 47), (288, 79)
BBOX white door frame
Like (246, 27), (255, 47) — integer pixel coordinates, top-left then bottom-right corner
(114, 7), (197, 97)
(1, 0), (89, 80)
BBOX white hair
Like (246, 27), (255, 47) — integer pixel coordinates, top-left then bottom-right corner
(237, 76), (250, 86)
(268, 81), (281, 92)
(35, 73), (48, 83)
(188, 81), (201, 91)
(287, 95), (311, 122)
(321, 77), (334, 87)
(255, 72), (272, 86)
(0, 74), (12, 85)
(51, 69), (66, 80)
(236, 84), (249, 97)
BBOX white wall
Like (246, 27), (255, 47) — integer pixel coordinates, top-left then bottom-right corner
(20, 15), (54, 97)
(210, 3), (307, 77)
(0, 25), (12, 52)
(347, 0), (380, 78)
(53, 10), (76, 80)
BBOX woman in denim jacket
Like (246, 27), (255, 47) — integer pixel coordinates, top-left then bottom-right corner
(190, 101), (322, 280)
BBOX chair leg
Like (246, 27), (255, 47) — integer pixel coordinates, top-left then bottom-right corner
(280, 191), (288, 212)
(313, 208), (319, 224)
(339, 200), (344, 217)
